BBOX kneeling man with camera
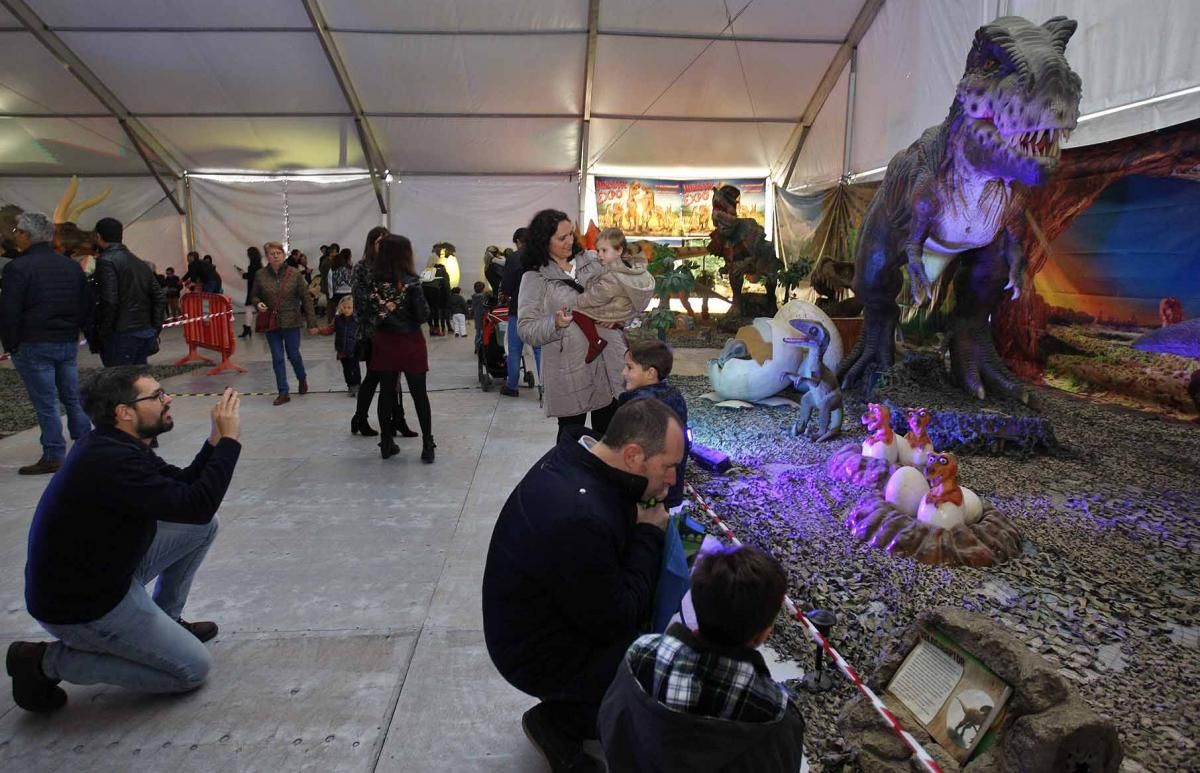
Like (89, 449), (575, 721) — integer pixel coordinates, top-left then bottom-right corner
(7, 367), (241, 712)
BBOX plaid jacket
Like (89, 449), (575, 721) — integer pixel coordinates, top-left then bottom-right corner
(627, 622), (788, 723)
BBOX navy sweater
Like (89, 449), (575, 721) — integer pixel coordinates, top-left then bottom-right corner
(25, 428), (241, 624)
(482, 438), (664, 692)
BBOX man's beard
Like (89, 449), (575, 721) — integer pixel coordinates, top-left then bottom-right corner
(136, 411), (174, 439)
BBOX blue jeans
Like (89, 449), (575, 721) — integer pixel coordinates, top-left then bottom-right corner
(101, 328), (157, 367)
(39, 518), (219, 693)
(505, 317), (541, 390)
(10, 341), (91, 463)
(266, 327), (306, 394)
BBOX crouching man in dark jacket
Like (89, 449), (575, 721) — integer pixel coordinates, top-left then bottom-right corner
(6, 368), (241, 713)
(483, 398), (686, 772)
(598, 544), (807, 772)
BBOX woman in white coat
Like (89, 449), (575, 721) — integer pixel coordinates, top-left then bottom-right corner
(517, 209), (625, 439)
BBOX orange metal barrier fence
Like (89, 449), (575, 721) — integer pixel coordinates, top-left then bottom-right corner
(174, 292), (246, 376)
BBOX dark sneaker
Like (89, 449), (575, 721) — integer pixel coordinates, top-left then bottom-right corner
(499, 386), (519, 397)
(273, 394), (291, 406)
(6, 642), (67, 713)
(521, 704), (604, 773)
(18, 459), (61, 476)
(298, 379), (309, 395)
(178, 619), (219, 643)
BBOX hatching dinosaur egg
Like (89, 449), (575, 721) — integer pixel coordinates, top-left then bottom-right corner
(885, 466), (929, 518)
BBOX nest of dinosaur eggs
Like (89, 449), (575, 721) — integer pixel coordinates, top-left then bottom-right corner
(844, 491), (1023, 567)
(826, 438), (1025, 567)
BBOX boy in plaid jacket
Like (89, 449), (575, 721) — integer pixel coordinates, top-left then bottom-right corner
(599, 544), (806, 772)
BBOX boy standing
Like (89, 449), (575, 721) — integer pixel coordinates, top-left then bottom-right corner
(598, 544), (806, 772)
(620, 340), (689, 508)
(448, 286), (469, 338)
(470, 280), (487, 351)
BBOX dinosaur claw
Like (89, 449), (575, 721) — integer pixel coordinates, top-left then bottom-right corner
(974, 386), (986, 400)
(1004, 280), (1021, 300)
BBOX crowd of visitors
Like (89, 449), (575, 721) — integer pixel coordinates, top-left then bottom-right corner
(3, 206), (807, 773)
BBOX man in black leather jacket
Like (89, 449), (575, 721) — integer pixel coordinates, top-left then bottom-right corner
(94, 218), (166, 366)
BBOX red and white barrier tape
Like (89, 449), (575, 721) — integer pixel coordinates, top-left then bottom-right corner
(1, 309), (234, 361)
(161, 309), (234, 329)
(684, 482), (944, 773)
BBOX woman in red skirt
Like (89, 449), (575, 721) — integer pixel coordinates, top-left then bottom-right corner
(364, 235), (435, 462)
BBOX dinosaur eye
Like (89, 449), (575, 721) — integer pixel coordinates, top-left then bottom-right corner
(982, 58), (1000, 73)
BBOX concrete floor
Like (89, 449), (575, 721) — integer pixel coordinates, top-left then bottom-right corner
(0, 326), (629, 772)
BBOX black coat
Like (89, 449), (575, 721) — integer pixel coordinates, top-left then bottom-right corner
(95, 243), (166, 340)
(500, 248), (528, 315)
(484, 258), (505, 296)
(0, 242), (90, 353)
(25, 428), (241, 625)
(599, 651), (807, 772)
(482, 437), (664, 694)
(242, 254), (262, 305)
(373, 272), (429, 335)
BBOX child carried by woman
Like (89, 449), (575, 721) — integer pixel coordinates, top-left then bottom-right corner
(569, 227), (656, 363)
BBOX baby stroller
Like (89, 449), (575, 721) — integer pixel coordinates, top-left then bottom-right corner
(477, 303), (541, 403)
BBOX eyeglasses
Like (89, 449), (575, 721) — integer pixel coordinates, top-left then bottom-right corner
(130, 388), (169, 405)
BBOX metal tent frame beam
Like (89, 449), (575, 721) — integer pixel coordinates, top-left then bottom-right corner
(776, 0), (885, 187)
(2, 111), (803, 123)
(302, 0), (389, 214)
(1, 0), (185, 214)
(39, 26), (842, 45)
(578, 0), (600, 219)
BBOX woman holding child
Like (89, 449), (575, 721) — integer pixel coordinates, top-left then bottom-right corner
(517, 210), (653, 439)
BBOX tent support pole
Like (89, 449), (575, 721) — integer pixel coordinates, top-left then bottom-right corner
(577, 0), (600, 223)
(182, 175), (195, 255)
(1, 0), (185, 183)
(777, 0), (884, 187)
(119, 120), (186, 215)
(842, 47), (858, 178)
(303, 0), (389, 215)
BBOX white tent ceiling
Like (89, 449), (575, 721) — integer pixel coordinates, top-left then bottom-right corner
(0, 0), (870, 181)
(0, 0), (1195, 187)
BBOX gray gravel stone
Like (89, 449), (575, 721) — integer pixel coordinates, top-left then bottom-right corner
(677, 374), (1199, 771)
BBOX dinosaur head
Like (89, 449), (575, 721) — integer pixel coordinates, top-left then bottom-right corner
(954, 16), (1082, 186)
(906, 407), (931, 436)
(861, 403), (891, 434)
(783, 319), (831, 379)
(925, 453), (959, 488)
(711, 185), (741, 236)
(0, 204), (21, 253)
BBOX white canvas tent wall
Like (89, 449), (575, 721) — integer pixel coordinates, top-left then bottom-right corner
(1, 0), (1196, 298)
(787, 0), (1200, 191)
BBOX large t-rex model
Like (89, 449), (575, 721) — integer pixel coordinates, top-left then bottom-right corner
(707, 184), (781, 318)
(838, 16), (1082, 402)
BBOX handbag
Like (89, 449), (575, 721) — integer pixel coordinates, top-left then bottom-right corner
(651, 513), (692, 633)
(254, 267), (290, 332)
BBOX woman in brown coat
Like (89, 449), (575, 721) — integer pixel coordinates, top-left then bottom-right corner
(517, 209), (625, 440)
(253, 240), (318, 406)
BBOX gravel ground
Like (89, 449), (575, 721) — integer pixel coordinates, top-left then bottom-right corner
(0, 364), (206, 438)
(677, 373), (1199, 771)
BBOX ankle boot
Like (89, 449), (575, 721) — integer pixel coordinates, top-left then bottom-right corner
(396, 415), (419, 438)
(379, 438), (400, 459)
(239, 325), (252, 339)
(421, 436), (436, 464)
(351, 415), (379, 437)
